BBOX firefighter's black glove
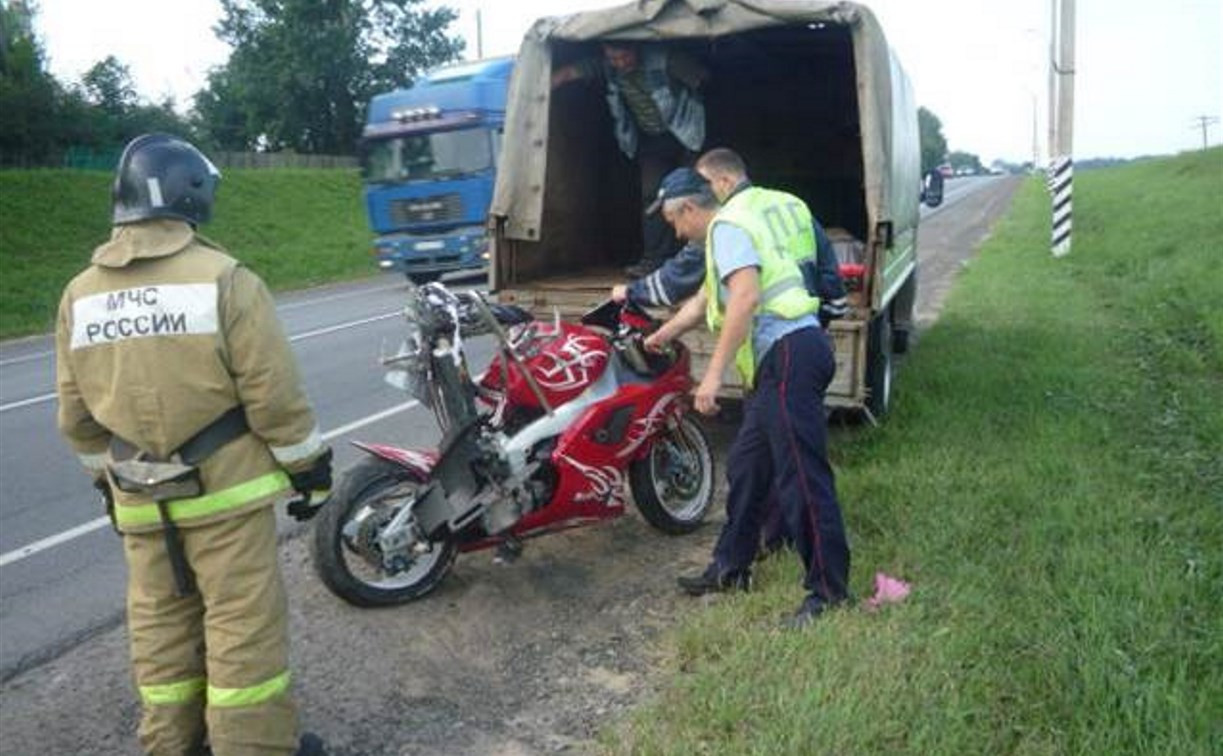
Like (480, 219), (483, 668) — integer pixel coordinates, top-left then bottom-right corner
(93, 474), (116, 522)
(287, 448), (332, 522)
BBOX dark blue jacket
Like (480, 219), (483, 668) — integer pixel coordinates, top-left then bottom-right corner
(626, 240), (706, 307)
(627, 220), (847, 327)
(809, 220), (849, 326)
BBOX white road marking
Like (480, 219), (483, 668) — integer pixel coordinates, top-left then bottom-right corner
(275, 282), (404, 312)
(0, 311), (403, 413)
(0, 400), (422, 568)
(0, 392), (57, 412)
(0, 281), (404, 368)
(0, 517), (112, 568)
(0, 350), (54, 367)
(288, 311), (400, 342)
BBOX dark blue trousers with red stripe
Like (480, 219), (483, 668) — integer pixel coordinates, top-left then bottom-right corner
(711, 327), (851, 610)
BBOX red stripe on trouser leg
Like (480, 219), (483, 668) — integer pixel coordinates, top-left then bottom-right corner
(777, 338), (833, 601)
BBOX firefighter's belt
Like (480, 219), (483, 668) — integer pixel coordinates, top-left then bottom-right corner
(107, 406), (250, 501)
(109, 459), (203, 502)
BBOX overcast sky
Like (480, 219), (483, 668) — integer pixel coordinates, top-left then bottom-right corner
(33, 0), (1223, 162)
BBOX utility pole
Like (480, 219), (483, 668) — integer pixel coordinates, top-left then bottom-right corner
(1032, 93), (1040, 170)
(476, 9), (484, 60)
(1046, 0), (1057, 183)
(1049, 0), (1075, 258)
(1191, 115), (1219, 150)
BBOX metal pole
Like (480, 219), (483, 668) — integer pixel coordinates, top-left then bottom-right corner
(1047, 0), (1058, 181)
(1055, 0), (1076, 159)
(1032, 93), (1040, 168)
(1192, 116), (1219, 150)
(476, 9), (484, 59)
(1051, 0), (1075, 257)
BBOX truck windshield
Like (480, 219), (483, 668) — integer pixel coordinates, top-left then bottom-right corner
(362, 128), (494, 183)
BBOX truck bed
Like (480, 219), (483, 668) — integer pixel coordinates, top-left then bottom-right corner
(496, 271), (864, 405)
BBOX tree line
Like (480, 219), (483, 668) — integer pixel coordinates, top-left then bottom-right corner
(4, 0), (968, 174)
(0, 0), (464, 168)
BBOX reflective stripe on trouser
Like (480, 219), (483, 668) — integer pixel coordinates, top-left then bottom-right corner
(125, 505), (299, 755)
(712, 328), (850, 607)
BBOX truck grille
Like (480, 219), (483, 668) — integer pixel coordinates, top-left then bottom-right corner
(389, 193), (464, 225)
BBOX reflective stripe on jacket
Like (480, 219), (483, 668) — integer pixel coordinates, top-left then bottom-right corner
(704, 188), (820, 387)
(55, 219), (322, 533)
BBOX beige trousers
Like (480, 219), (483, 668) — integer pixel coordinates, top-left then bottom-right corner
(123, 505), (299, 756)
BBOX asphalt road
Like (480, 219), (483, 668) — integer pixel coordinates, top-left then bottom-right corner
(0, 270), (494, 680)
(0, 175), (1005, 683)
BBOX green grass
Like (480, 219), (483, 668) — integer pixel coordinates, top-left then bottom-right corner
(0, 169), (374, 338)
(605, 149), (1223, 755)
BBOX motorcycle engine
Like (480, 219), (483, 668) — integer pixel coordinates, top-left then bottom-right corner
(473, 437), (556, 535)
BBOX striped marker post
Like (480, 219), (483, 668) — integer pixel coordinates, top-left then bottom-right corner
(1050, 155), (1073, 257)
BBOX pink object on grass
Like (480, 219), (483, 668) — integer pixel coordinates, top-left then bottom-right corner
(863, 572), (911, 610)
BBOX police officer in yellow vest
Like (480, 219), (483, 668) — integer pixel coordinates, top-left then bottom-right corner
(643, 161), (851, 629)
(55, 134), (330, 754)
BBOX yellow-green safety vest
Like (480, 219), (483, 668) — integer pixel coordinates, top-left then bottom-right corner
(704, 187), (820, 387)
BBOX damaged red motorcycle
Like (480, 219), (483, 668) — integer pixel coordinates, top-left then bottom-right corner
(311, 283), (714, 606)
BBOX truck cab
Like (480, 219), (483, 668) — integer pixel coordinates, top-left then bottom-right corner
(361, 57), (514, 284)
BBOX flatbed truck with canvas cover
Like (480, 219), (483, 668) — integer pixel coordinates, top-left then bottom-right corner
(489, 0), (928, 416)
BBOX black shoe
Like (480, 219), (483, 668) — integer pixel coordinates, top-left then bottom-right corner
(782, 594), (849, 630)
(782, 603), (826, 630)
(677, 566), (751, 596)
(296, 732), (327, 756)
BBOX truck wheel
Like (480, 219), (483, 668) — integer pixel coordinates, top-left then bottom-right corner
(890, 274), (917, 355)
(407, 271), (441, 285)
(892, 327), (911, 355)
(866, 314), (893, 417)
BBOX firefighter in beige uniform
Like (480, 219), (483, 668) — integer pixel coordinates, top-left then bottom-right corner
(55, 134), (330, 756)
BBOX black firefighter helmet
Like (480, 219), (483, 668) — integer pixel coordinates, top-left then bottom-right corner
(112, 134), (221, 226)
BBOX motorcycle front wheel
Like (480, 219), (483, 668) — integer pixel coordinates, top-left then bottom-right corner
(629, 414), (714, 534)
(312, 456), (456, 607)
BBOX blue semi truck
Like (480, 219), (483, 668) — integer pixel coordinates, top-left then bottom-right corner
(360, 56), (513, 283)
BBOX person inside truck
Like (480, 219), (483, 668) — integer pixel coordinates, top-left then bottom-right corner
(642, 165), (851, 629)
(552, 42), (708, 278)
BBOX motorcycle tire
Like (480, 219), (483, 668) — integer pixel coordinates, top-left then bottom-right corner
(311, 456), (456, 607)
(629, 414), (715, 535)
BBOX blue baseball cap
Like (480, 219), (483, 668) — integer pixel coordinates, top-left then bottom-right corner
(645, 167), (709, 215)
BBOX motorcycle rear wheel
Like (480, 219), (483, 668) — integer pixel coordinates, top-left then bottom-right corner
(629, 414), (714, 534)
(312, 456), (456, 607)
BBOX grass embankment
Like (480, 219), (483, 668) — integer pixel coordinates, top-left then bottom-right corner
(0, 169), (373, 339)
(607, 149), (1223, 754)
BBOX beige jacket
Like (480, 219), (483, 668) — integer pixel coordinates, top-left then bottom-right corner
(55, 219), (323, 533)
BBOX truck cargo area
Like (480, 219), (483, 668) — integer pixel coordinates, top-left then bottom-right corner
(495, 24), (867, 291)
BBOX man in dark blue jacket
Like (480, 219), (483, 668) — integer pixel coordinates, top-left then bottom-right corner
(612, 187), (846, 326)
